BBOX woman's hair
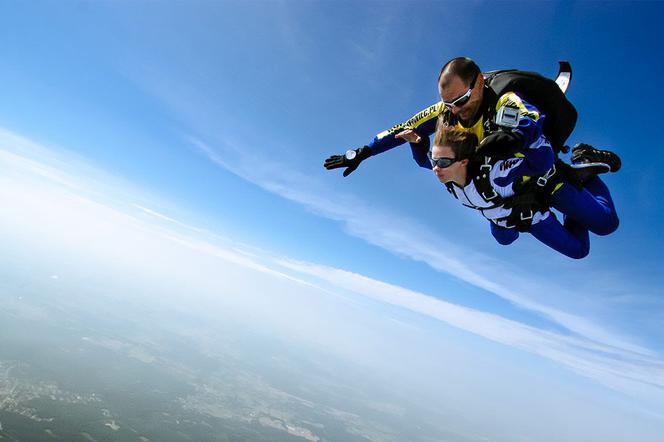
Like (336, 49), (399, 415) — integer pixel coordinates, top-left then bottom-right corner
(432, 120), (478, 160)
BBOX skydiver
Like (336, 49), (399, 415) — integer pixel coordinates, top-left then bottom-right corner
(430, 120), (619, 258)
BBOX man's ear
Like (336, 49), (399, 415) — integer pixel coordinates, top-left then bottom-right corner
(476, 72), (484, 88)
(460, 158), (469, 167)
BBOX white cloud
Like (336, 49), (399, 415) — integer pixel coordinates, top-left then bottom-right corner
(273, 258), (664, 404)
(187, 135), (654, 358)
(3, 126), (664, 414)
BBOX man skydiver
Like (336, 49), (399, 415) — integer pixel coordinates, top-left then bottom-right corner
(323, 57), (621, 187)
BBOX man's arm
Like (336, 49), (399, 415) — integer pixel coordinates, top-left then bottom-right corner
(487, 92), (554, 178)
(368, 102), (443, 155)
(500, 92), (546, 150)
(324, 101), (442, 176)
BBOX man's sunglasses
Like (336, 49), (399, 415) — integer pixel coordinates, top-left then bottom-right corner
(428, 151), (457, 169)
(442, 74), (477, 108)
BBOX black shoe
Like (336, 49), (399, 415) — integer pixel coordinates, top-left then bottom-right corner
(571, 143), (622, 172)
(568, 162), (610, 186)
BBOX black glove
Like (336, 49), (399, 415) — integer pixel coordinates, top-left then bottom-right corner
(479, 130), (523, 159)
(323, 146), (372, 177)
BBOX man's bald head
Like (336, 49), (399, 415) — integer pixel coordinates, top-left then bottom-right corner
(438, 57), (481, 90)
(438, 57), (484, 124)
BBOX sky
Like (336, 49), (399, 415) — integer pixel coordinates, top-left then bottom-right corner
(1, 1), (664, 440)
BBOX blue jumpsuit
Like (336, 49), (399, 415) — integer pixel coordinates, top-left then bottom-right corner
(366, 92), (618, 259)
(490, 177), (618, 259)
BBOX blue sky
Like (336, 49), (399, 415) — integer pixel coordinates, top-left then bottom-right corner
(1, 1), (664, 439)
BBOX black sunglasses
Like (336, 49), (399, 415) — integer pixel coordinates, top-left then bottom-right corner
(428, 151), (457, 169)
(442, 74), (478, 109)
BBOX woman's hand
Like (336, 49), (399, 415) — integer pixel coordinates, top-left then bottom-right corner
(395, 129), (422, 144)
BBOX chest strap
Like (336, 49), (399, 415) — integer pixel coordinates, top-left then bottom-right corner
(472, 157), (503, 208)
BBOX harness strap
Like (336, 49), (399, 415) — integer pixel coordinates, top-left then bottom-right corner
(473, 156), (546, 232)
(498, 192), (543, 232)
(536, 163), (557, 188)
(472, 157), (503, 208)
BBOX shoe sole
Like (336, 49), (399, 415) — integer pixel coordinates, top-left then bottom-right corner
(570, 162), (611, 173)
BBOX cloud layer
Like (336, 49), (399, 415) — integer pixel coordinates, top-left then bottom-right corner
(2, 128), (663, 412)
(187, 135), (654, 358)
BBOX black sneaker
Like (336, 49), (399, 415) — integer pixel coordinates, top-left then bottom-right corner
(571, 143), (622, 172)
(568, 163), (610, 186)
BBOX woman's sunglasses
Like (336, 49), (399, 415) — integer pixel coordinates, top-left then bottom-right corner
(428, 151), (457, 168)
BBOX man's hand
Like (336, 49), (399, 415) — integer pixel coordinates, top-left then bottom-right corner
(323, 146), (372, 177)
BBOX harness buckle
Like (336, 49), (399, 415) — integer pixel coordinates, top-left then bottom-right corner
(537, 164), (556, 187)
(480, 156), (492, 172)
(482, 189), (499, 201)
(520, 210), (534, 221)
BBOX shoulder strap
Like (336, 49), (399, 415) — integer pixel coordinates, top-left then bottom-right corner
(483, 69), (517, 86)
(471, 156), (503, 207)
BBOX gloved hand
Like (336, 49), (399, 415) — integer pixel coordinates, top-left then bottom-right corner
(502, 192), (540, 232)
(323, 146), (372, 177)
(479, 130), (523, 158)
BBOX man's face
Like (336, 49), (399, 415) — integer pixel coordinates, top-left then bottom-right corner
(439, 74), (483, 124)
(431, 144), (467, 185)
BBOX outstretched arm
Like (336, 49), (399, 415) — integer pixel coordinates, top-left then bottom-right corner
(368, 102), (442, 155)
(323, 102), (442, 176)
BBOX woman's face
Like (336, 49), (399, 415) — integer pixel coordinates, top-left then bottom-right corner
(431, 144), (467, 185)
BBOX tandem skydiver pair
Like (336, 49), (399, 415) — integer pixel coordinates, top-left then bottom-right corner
(323, 57), (621, 259)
